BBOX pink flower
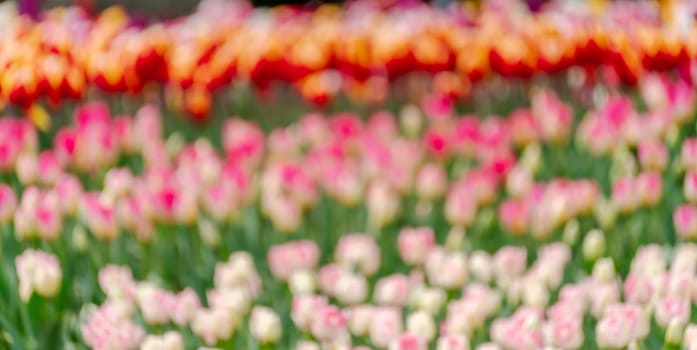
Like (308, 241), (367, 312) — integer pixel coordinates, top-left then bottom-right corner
(636, 171), (662, 207)
(170, 288), (201, 326)
(335, 233), (381, 276)
(389, 333), (427, 350)
(310, 304), (347, 341)
(191, 307), (236, 346)
(81, 192), (119, 241)
(54, 174), (83, 215)
(624, 274), (653, 305)
(292, 295), (328, 332)
(686, 172), (697, 203)
(423, 127), (452, 159)
(531, 90), (572, 144)
(674, 204), (697, 239)
(596, 303), (650, 348)
(415, 162), (447, 200)
(682, 138), (697, 171)
(222, 118), (265, 170)
(436, 334), (470, 350)
(397, 227), (436, 266)
(370, 306), (403, 348)
(654, 296), (691, 328)
(638, 139), (669, 171)
(250, 306), (282, 344)
(444, 185), (478, 227)
(0, 184), (17, 224)
(493, 246), (527, 284)
(133, 104), (162, 150)
(507, 108), (538, 147)
(81, 303), (145, 350)
(612, 176), (639, 213)
(98, 265), (136, 300)
(505, 166), (533, 198)
(543, 317), (583, 349)
(366, 179), (400, 229)
(136, 283), (174, 325)
(425, 248), (469, 290)
(268, 240), (320, 281)
(498, 199), (529, 236)
(374, 274), (411, 306)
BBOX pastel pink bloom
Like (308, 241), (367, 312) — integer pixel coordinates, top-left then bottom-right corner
(370, 306), (403, 348)
(686, 172), (697, 203)
(202, 182), (237, 221)
(136, 283), (174, 325)
(98, 265), (136, 300)
(151, 186), (198, 224)
(329, 112), (363, 142)
(624, 274), (653, 305)
(16, 153), (38, 185)
(672, 244), (697, 274)
(451, 116), (479, 156)
(318, 263), (345, 297)
(81, 303), (145, 350)
(596, 303), (650, 348)
(640, 73), (670, 109)
(507, 108), (538, 147)
(37, 151), (62, 185)
(543, 317), (583, 350)
(103, 168), (134, 200)
(75, 102), (110, 129)
(682, 138), (697, 171)
(547, 301), (584, 323)
(191, 307), (236, 346)
(367, 110), (398, 141)
(335, 233), (381, 276)
(444, 185), (478, 227)
(310, 304), (347, 341)
(170, 288), (201, 326)
(112, 115), (136, 153)
(425, 248), (469, 290)
(32, 190), (62, 241)
(15, 249), (62, 302)
(493, 246), (527, 283)
(222, 118), (265, 169)
(636, 171), (663, 207)
(558, 283), (588, 307)
(366, 180), (400, 229)
(474, 343), (501, 350)
(674, 204), (697, 239)
(415, 162), (447, 200)
(612, 176), (639, 213)
(589, 282), (620, 317)
(0, 184), (17, 224)
(638, 139), (669, 171)
(81, 192), (119, 240)
(630, 244), (665, 275)
(654, 296), (691, 328)
(133, 104), (163, 149)
(374, 274), (411, 306)
(292, 294), (329, 332)
(263, 193), (302, 233)
(505, 166), (533, 198)
(498, 199), (529, 236)
(436, 334), (469, 350)
(684, 324), (697, 349)
(389, 333), (427, 350)
(531, 90), (572, 144)
(297, 112), (330, 147)
(267, 240), (320, 281)
(397, 227), (436, 266)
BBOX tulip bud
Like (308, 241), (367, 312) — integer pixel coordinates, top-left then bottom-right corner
(562, 219), (580, 245)
(347, 305), (374, 337)
(445, 227), (466, 252)
(636, 171), (662, 207)
(400, 105), (423, 137)
(288, 270), (316, 295)
(674, 205), (697, 239)
(665, 319), (685, 345)
(583, 230), (606, 262)
(198, 218), (221, 247)
(519, 143), (542, 175)
(250, 306), (282, 344)
(389, 333), (427, 350)
(469, 251), (493, 283)
(416, 163), (447, 200)
(406, 311), (436, 342)
(334, 272), (368, 305)
(412, 287), (447, 315)
(594, 198), (617, 230)
(310, 304), (347, 341)
(687, 172), (697, 203)
(638, 139), (669, 171)
(367, 180), (400, 230)
(592, 258), (616, 283)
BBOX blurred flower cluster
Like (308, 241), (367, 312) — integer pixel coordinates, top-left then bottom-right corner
(0, 0), (694, 121)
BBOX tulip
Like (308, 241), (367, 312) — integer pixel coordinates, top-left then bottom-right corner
(636, 171), (662, 207)
(406, 311), (436, 342)
(98, 265), (136, 300)
(425, 248), (469, 290)
(374, 274), (411, 306)
(191, 308), (237, 346)
(292, 295), (328, 332)
(686, 172), (697, 203)
(638, 139), (669, 171)
(81, 303), (145, 350)
(367, 179), (400, 230)
(436, 334), (470, 350)
(141, 331), (184, 350)
(207, 287), (251, 317)
(654, 296), (691, 328)
(370, 306), (403, 348)
(583, 229), (606, 261)
(0, 184), (17, 224)
(674, 204), (697, 239)
(15, 249), (61, 302)
(288, 270), (316, 295)
(389, 333), (427, 350)
(415, 162), (447, 200)
(397, 227), (436, 266)
(268, 240), (320, 281)
(310, 304), (347, 342)
(347, 305), (374, 337)
(335, 233), (381, 276)
(250, 306), (282, 344)
(170, 288), (201, 327)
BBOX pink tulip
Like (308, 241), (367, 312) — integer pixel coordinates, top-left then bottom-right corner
(542, 317), (583, 350)
(425, 248), (469, 290)
(81, 303), (145, 350)
(191, 307), (236, 346)
(347, 305), (374, 337)
(507, 108), (538, 147)
(249, 306), (282, 344)
(370, 306), (403, 348)
(318, 263), (345, 297)
(505, 166), (533, 198)
(81, 192), (119, 240)
(0, 184), (17, 224)
(335, 233), (381, 276)
(498, 199), (529, 236)
(136, 283), (173, 325)
(133, 104), (163, 150)
(674, 204), (697, 239)
(686, 172), (697, 203)
(367, 110), (398, 141)
(415, 162), (447, 200)
(612, 176), (639, 213)
(623, 274), (653, 305)
(397, 227), (436, 266)
(297, 112), (330, 147)
(292, 294), (328, 332)
(493, 247), (527, 284)
(436, 334), (469, 350)
(98, 265), (136, 300)
(33, 190), (62, 241)
(654, 296), (691, 328)
(112, 115), (136, 153)
(531, 90), (572, 144)
(596, 303), (650, 348)
(638, 139), (669, 171)
(374, 274), (411, 306)
(636, 171), (663, 207)
(268, 240), (320, 281)
(444, 186), (478, 228)
(310, 304), (347, 341)
(222, 118), (265, 170)
(366, 179), (400, 229)
(54, 174), (83, 215)
(170, 288), (201, 326)
(389, 333), (427, 350)
(423, 127), (452, 160)
(16, 153), (38, 185)
(681, 138), (697, 171)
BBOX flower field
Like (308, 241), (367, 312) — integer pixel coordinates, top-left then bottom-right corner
(1, 0), (697, 349)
